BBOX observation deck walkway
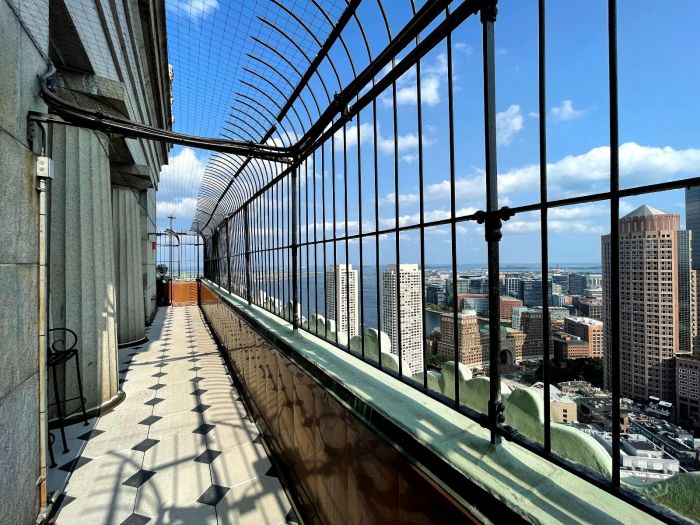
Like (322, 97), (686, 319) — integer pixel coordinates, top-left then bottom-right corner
(48, 306), (298, 525)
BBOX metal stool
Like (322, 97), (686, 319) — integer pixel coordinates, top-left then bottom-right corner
(48, 328), (88, 454)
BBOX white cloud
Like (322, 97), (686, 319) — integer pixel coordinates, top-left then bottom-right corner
(333, 122), (373, 151)
(496, 105), (524, 146)
(378, 143), (700, 218)
(380, 47), (469, 108)
(159, 147), (207, 191)
(499, 143), (700, 195)
(166, 0), (218, 19)
(157, 197), (199, 219)
(550, 100), (588, 122)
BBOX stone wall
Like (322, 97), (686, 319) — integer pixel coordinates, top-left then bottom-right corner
(0, 0), (48, 522)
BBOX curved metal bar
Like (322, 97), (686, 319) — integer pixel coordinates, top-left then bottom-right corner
(242, 62), (315, 128)
(268, 0), (342, 90)
(233, 98), (282, 141)
(206, 161), (250, 213)
(239, 79), (307, 137)
(256, 17), (333, 104)
(237, 85), (305, 151)
(235, 92), (293, 137)
(249, 36), (323, 116)
(223, 120), (259, 142)
(237, 80), (304, 133)
(229, 107), (270, 138)
(309, 0), (357, 79)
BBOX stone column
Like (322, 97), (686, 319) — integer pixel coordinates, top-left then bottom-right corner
(50, 126), (119, 411)
(112, 186), (146, 344)
(141, 189), (157, 323)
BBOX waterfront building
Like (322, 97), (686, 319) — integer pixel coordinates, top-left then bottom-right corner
(564, 317), (604, 358)
(325, 264), (359, 339)
(676, 355), (700, 430)
(602, 205), (695, 402)
(381, 264), (424, 375)
(437, 310), (487, 368)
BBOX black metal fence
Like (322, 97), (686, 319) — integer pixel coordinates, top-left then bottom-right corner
(199, 1), (697, 521)
(156, 232), (202, 280)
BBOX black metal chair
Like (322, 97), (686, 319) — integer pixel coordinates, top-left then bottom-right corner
(48, 328), (88, 454)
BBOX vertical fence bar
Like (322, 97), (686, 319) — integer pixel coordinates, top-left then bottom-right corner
(481, 0), (502, 446)
(357, 114), (365, 359)
(244, 205), (252, 304)
(608, 0), (622, 489)
(226, 217), (232, 292)
(393, 72), (403, 378)
(373, 98), (382, 368)
(343, 124), (350, 346)
(416, 51), (428, 389)
(447, 8), (459, 407)
(538, 0), (552, 455)
(292, 162), (300, 329)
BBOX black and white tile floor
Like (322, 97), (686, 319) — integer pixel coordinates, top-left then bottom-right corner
(48, 306), (299, 525)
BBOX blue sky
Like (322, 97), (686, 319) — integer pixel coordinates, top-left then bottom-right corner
(158, 0), (700, 267)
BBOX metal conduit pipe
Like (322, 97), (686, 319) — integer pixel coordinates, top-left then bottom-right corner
(32, 121), (52, 524)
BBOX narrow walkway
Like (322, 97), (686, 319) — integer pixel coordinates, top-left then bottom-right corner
(48, 306), (297, 525)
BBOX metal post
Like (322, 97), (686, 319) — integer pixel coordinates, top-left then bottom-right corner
(244, 205), (252, 304)
(608, 0), (622, 489)
(226, 216), (232, 292)
(481, 0), (503, 446)
(538, 0), (552, 455)
(291, 163), (299, 328)
(168, 215), (174, 305)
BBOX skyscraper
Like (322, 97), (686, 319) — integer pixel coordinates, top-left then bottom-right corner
(381, 264), (424, 375)
(685, 186), (700, 352)
(325, 264), (359, 339)
(568, 274), (588, 296)
(519, 278), (552, 307)
(437, 310), (486, 367)
(602, 205), (695, 402)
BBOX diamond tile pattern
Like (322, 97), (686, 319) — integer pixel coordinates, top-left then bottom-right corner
(193, 423), (216, 435)
(194, 449), (222, 464)
(132, 438), (160, 452)
(49, 306), (294, 525)
(122, 469), (156, 488)
(139, 415), (162, 426)
(120, 513), (151, 525)
(76, 429), (105, 441)
(58, 456), (92, 472)
(197, 484), (230, 506)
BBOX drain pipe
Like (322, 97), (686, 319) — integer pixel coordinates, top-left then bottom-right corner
(33, 119), (53, 523)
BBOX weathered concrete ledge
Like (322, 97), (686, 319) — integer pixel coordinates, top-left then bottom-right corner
(201, 280), (675, 525)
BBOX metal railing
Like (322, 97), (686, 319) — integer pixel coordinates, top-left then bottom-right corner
(199, 1), (696, 522)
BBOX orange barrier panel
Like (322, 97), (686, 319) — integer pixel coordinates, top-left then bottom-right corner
(171, 281), (198, 306)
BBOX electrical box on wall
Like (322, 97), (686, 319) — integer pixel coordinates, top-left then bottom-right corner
(36, 156), (54, 180)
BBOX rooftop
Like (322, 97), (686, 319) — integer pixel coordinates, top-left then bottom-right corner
(623, 204), (671, 218)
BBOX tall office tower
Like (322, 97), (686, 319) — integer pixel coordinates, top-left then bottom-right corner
(685, 186), (700, 352)
(568, 274), (588, 296)
(602, 205), (695, 402)
(381, 264), (424, 375)
(519, 278), (552, 307)
(437, 310), (487, 367)
(325, 264), (359, 338)
(501, 274), (521, 298)
(519, 310), (545, 360)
